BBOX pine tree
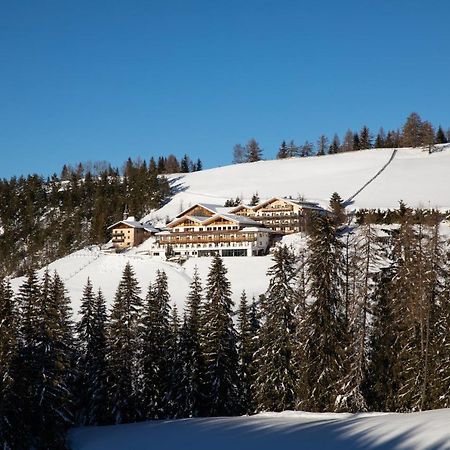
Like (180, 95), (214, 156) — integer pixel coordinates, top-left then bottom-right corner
(359, 126), (372, 150)
(299, 216), (348, 412)
(202, 255), (240, 416)
(167, 304), (182, 418)
(107, 263), (142, 424)
(180, 154), (190, 173)
(195, 158), (203, 171)
(245, 139), (263, 162)
(176, 268), (206, 417)
(353, 133), (361, 151)
(254, 246), (298, 412)
(0, 278), (19, 448)
(249, 192), (260, 206)
(140, 270), (171, 419)
(237, 291), (258, 414)
(329, 192), (346, 226)
(375, 127), (386, 148)
(76, 280), (108, 425)
(365, 265), (400, 411)
(16, 270), (74, 449)
(435, 125), (448, 144)
(287, 140), (299, 157)
(276, 141), (289, 159)
(329, 134), (341, 154)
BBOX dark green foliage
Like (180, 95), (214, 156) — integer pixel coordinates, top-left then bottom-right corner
(300, 216), (348, 412)
(329, 192), (346, 226)
(237, 291), (258, 414)
(0, 278), (19, 449)
(365, 265), (400, 411)
(76, 281), (108, 425)
(202, 255), (240, 416)
(176, 268), (206, 417)
(254, 246), (298, 412)
(107, 263), (142, 424)
(140, 270), (172, 419)
(0, 159), (170, 277)
(16, 270), (74, 449)
(276, 141), (289, 159)
(245, 139), (263, 162)
(359, 126), (372, 150)
(436, 126), (447, 144)
(249, 192), (260, 206)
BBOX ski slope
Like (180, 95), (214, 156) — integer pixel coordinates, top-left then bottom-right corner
(143, 144), (450, 226)
(69, 408), (450, 450)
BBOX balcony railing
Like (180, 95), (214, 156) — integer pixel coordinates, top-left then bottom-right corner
(157, 235), (257, 245)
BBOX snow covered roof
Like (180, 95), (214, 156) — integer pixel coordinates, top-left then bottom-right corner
(240, 226), (273, 233)
(175, 203), (225, 219)
(107, 218), (160, 232)
(217, 213), (261, 226)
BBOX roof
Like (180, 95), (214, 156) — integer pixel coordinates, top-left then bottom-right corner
(217, 213), (261, 226)
(108, 218), (160, 232)
(175, 203), (232, 219)
(252, 196), (324, 211)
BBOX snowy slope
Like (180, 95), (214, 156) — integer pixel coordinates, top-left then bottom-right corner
(10, 247), (274, 317)
(10, 145), (450, 313)
(143, 144), (450, 225)
(69, 408), (450, 450)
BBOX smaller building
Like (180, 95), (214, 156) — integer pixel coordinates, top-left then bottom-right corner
(107, 216), (159, 250)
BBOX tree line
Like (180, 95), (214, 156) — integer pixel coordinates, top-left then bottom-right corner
(232, 112), (450, 163)
(1, 207), (449, 448)
(0, 157), (175, 278)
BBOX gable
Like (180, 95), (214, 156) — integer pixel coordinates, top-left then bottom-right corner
(176, 204), (216, 219)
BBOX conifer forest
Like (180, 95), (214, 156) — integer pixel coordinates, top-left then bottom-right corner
(1, 207), (450, 448)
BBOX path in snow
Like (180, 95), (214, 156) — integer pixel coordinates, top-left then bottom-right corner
(344, 149), (398, 206)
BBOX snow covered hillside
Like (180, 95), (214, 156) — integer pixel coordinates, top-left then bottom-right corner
(9, 247), (275, 317)
(69, 409), (450, 450)
(144, 144), (450, 225)
(10, 145), (450, 314)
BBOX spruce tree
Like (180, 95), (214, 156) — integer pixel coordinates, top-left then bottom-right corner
(202, 255), (240, 416)
(0, 278), (19, 448)
(359, 125), (372, 150)
(237, 291), (258, 414)
(435, 125), (448, 144)
(299, 216), (348, 412)
(16, 270), (74, 449)
(140, 270), (171, 419)
(254, 246), (298, 412)
(76, 280), (108, 425)
(245, 139), (263, 162)
(176, 268), (205, 417)
(107, 263), (142, 424)
(276, 141), (289, 159)
(167, 304), (183, 418)
(365, 265), (400, 411)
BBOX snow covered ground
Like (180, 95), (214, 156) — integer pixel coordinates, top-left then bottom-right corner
(143, 144), (450, 226)
(10, 145), (450, 314)
(69, 409), (450, 450)
(9, 246), (274, 317)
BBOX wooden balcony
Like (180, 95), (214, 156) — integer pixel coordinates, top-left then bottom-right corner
(259, 206), (294, 212)
(157, 235), (257, 245)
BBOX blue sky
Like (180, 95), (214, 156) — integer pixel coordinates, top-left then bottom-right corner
(1, 0), (449, 178)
